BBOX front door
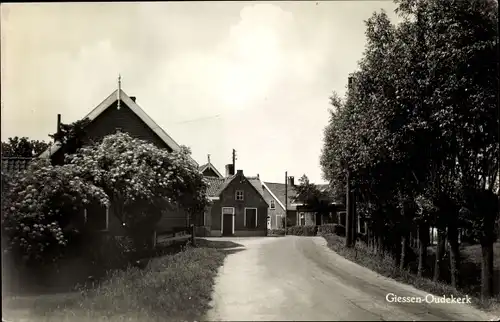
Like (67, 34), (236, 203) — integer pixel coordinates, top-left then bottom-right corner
(223, 214), (233, 236)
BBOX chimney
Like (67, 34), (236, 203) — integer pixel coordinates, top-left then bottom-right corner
(288, 176), (295, 187)
(130, 96), (136, 102)
(56, 114), (61, 142)
(225, 164), (234, 177)
(257, 173), (259, 179)
(237, 169), (243, 176)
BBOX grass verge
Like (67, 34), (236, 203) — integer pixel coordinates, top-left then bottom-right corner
(3, 242), (230, 322)
(321, 233), (500, 316)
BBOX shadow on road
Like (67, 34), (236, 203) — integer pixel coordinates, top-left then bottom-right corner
(194, 238), (245, 249)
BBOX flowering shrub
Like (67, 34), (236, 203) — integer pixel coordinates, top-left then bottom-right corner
(1, 159), (109, 263)
(67, 133), (209, 234)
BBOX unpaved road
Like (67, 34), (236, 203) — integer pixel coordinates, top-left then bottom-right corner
(206, 236), (495, 321)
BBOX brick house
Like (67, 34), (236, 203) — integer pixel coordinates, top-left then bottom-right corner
(262, 176), (298, 229)
(38, 88), (198, 238)
(201, 164), (269, 237)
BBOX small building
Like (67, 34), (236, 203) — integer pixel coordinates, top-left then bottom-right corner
(201, 164), (269, 237)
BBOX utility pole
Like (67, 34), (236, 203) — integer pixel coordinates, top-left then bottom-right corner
(345, 76), (354, 248)
(285, 171), (288, 235)
(117, 74), (122, 110)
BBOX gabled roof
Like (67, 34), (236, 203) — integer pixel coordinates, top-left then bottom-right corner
(1, 157), (33, 175)
(247, 176), (265, 197)
(38, 89), (198, 167)
(199, 162), (223, 178)
(263, 182), (298, 211)
(205, 173), (268, 205)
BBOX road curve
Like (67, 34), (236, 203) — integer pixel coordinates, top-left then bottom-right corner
(206, 236), (494, 321)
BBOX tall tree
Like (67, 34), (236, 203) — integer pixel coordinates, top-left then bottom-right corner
(295, 174), (330, 226)
(322, 0), (499, 298)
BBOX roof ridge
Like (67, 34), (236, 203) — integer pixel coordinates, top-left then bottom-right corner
(38, 89), (197, 166)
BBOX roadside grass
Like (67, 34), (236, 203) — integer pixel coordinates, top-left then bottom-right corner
(321, 233), (500, 315)
(3, 240), (233, 322)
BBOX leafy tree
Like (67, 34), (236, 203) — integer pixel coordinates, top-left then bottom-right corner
(1, 159), (108, 264)
(295, 174), (330, 225)
(321, 0), (498, 298)
(396, 0), (499, 295)
(67, 132), (209, 247)
(1, 137), (50, 157)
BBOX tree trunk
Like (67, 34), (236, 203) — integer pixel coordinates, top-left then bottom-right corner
(433, 228), (446, 282)
(345, 171), (353, 248)
(352, 191), (357, 247)
(377, 232), (384, 256)
(448, 223), (460, 289)
(400, 234), (408, 270)
(417, 223), (429, 278)
(367, 227), (372, 251)
(393, 229), (402, 268)
(480, 241), (494, 300)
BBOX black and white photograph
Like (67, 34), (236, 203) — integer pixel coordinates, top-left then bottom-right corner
(1, 1), (499, 321)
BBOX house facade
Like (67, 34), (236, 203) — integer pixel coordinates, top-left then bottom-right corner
(262, 176), (347, 229)
(262, 176), (298, 229)
(38, 89), (197, 237)
(291, 183), (346, 227)
(200, 164), (269, 237)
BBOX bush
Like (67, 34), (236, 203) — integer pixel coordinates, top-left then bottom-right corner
(67, 133), (209, 231)
(268, 229), (285, 236)
(1, 159), (109, 264)
(318, 224), (346, 237)
(281, 216), (294, 228)
(286, 225), (318, 236)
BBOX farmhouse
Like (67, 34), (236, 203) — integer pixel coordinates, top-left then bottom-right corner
(37, 88), (198, 238)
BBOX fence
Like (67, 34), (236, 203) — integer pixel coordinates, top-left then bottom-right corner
(155, 225), (196, 247)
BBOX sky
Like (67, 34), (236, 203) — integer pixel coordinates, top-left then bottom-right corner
(1, 1), (400, 184)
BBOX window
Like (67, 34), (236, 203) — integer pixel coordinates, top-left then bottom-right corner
(244, 208), (258, 228)
(235, 190), (244, 201)
(300, 213), (305, 226)
(85, 203), (109, 231)
(270, 200), (275, 209)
